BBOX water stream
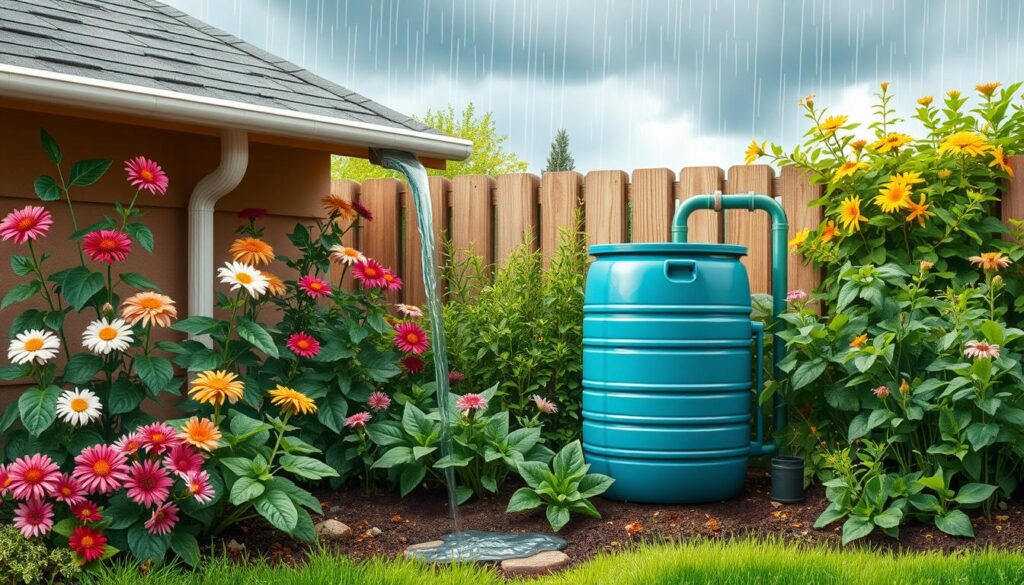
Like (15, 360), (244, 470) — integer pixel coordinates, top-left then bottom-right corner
(373, 149), (565, 562)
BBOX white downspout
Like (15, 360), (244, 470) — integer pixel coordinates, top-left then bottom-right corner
(188, 129), (248, 342)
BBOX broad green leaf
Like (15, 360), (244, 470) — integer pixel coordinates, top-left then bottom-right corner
(229, 477), (265, 504)
(52, 517), (77, 537)
(33, 175), (61, 201)
(126, 223), (154, 253)
(506, 487), (542, 513)
(68, 158), (111, 187)
(954, 483), (997, 505)
(171, 316), (221, 335)
(60, 266), (104, 311)
(934, 509), (974, 538)
(792, 358), (827, 389)
(372, 446), (414, 469)
(546, 505), (570, 532)
(127, 523), (170, 562)
(366, 421), (405, 447)
(279, 454), (339, 480)
(63, 353), (103, 385)
(814, 503), (846, 528)
(170, 531), (200, 567)
(399, 464), (427, 497)
(576, 473), (614, 499)
(10, 255), (35, 277)
(219, 457), (256, 477)
(552, 440), (586, 478)
(315, 392), (348, 433)
(254, 488), (298, 533)
(105, 494), (143, 529)
(40, 128), (62, 164)
(134, 355), (173, 393)
(965, 422), (999, 451)
(18, 385), (60, 436)
(873, 507), (903, 529)
(841, 515), (875, 545)
(236, 319), (279, 358)
(516, 461), (550, 489)
(120, 272), (161, 291)
(1, 281), (41, 309)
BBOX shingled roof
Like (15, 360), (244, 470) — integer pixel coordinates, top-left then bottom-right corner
(0, 0), (437, 135)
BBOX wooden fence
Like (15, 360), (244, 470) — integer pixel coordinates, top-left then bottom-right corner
(331, 157), (1024, 306)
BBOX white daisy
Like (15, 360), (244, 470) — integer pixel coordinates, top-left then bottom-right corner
(82, 318), (134, 355)
(395, 304), (424, 318)
(7, 329), (61, 365)
(55, 388), (102, 426)
(217, 261), (268, 298)
(329, 245), (366, 265)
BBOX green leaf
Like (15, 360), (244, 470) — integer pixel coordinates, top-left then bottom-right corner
(68, 158), (111, 187)
(40, 128), (62, 164)
(63, 353), (104, 384)
(372, 446), (414, 469)
(1, 281), (41, 309)
(170, 531), (200, 567)
(219, 457), (255, 477)
(399, 465), (427, 497)
(120, 272), (161, 291)
(506, 487), (542, 513)
(792, 358), (827, 389)
(847, 412), (871, 442)
(0, 364), (30, 381)
(546, 505), (571, 532)
(10, 255), (35, 277)
(170, 316), (221, 335)
(0, 401), (20, 433)
(553, 441), (586, 478)
(841, 515), (875, 545)
(18, 385), (60, 436)
(33, 175), (61, 201)
(128, 522), (170, 562)
(965, 422), (999, 451)
(105, 495), (142, 529)
(402, 403), (435, 440)
(134, 355), (173, 393)
(873, 507), (903, 529)
(254, 488), (298, 533)
(954, 483), (997, 505)
(229, 477), (266, 504)
(814, 503), (846, 528)
(266, 477), (321, 514)
(934, 509), (974, 538)
(52, 517), (77, 537)
(516, 461), (550, 489)
(236, 319), (279, 358)
(279, 454), (339, 480)
(366, 421), (405, 447)
(315, 392), (348, 433)
(125, 223), (154, 253)
(60, 266), (104, 311)
(360, 348), (402, 382)
(576, 473), (615, 498)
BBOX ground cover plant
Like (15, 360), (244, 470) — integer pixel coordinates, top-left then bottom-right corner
(749, 81), (1024, 544)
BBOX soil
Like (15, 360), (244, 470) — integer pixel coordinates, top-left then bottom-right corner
(221, 470), (1024, 567)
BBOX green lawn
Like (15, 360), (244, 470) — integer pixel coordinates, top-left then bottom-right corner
(93, 538), (1024, 585)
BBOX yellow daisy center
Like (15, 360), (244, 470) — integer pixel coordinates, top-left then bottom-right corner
(92, 460), (110, 476)
(81, 535), (95, 548)
(23, 338), (44, 352)
(25, 469), (42, 482)
(70, 397), (90, 413)
(98, 326), (119, 341)
(236, 272), (253, 284)
(140, 169), (154, 181)
(405, 333), (419, 343)
(139, 297), (162, 309)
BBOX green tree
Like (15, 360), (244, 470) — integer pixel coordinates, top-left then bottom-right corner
(331, 103), (527, 181)
(544, 128), (575, 172)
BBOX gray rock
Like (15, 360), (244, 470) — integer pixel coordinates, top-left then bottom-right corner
(315, 519), (353, 540)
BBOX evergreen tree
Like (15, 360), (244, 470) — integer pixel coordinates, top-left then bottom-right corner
(544, 128), (575, 172)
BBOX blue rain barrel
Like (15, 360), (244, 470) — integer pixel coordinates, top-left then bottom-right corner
(583, 243), (755, 503)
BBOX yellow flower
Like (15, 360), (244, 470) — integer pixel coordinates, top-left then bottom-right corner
(189, 370), (244, 406)
(229, 237), (274, 266)
(939, 132), (991, 157)
(788, 228), (810, 251)
(969, 252), (1012, 272)
(899, 379), (911, 394)
(937, 169), (953, 179)
(870, 133), (913, 153)
(888, 172), (925, 189)
(180, 417), (222, 451)
(989, 146), (1015, 177)
(874, 183), (911, 213)
(947, 90), (961, 99)
(850, 333), (868, 348)
(832, 160), (869, 183)
(817, 115), (847, 136)
(917, 96), (934, 106)
(839, 196), (868, 232)
(849, 139), (868, 152)
(268, 385), (318, 416)
(976, 82), (1000, 97)
(919, 260), (934, 272)
(261, 271), (286, 296)
(879, 81), (889, 92)
(321, 195), (358, 221)
(744, 140), (765, 165)
(820, 220), (840, 243)
(905, 194), (934, 227)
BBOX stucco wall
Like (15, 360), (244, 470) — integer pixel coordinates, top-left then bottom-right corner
(0, 106), (330, 416)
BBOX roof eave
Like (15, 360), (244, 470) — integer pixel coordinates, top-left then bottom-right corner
(0, 64), (473, 162)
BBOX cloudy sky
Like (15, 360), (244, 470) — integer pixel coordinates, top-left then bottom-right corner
(165, 0), (1024, 172)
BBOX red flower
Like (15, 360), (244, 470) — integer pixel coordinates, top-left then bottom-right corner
(7, 453), (60, 500)
(162, 444), (203, 477)
(351, 201), (373, 220)
(74, 444), (130, 494)
(69, 525), (108, 562)
(382, 269), (403, 292)
(71, 500), (102, 523)
(82, 230), (132, 264)
(237, 208), (268, 220)
(401, 355), (425, 373)
(394, 322), (429, 354)
(448, 370), (466, 384)
(367, 391), (392, 412)
(54, 473), (86, 505)
(144, 502), (179, 535)
(124, 460), (173, 507)
(344, 411), (372, 429)
(286, 332), (321, 358)
(298, 275), (332, 298)
(125, 156), (169, 195)
(0, 205), (53, 244)
(138, 422), (182, 455)
(352, 259), (388, 288)
(13, 499), (53, 538)
(455, 393), (488, 413)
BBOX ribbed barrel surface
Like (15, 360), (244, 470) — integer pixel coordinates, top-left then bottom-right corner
(583, 243), (754, 503)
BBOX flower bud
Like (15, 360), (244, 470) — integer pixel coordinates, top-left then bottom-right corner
(919, 260), (933, 272)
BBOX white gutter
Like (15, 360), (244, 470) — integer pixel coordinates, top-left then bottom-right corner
(188, 129), (248, 340)
(0, 64), (472, 162)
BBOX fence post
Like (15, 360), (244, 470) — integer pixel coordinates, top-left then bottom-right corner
(1002, 155), (1024, 237)
(495, 173), (540, 267)
(360, 178), (403, 303)
(583, 170), (628, 246)
(779, 166), (824, 296)
(403, 176), (450, 306)
(726, 165), (774, 294)
(677, 167), (725, 243)
(539, 171), (583, 265)
(450, 175), (496, 267)
(631, 168), (676, 242)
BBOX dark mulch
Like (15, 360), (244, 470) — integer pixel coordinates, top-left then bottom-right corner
(223, 470), (1024, 566)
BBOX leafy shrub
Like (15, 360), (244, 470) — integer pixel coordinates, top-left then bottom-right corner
(443, 227), (586, 443)
(0, 525), (79, 584)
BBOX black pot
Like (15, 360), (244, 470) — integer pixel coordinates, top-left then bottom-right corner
(770, 456), (805, 503)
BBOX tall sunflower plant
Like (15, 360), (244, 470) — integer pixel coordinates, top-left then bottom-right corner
(748, 83), (1024, 543)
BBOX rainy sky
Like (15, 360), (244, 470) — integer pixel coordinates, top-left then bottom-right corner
(164, 0), (1024, 173)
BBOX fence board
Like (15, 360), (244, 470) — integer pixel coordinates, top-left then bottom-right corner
(403, 176), (450, 306)
(631, 168), (675, 242)
(1003, 155), (1024, 238)
(677, 167), (725, 243)
(539, 171), (583, 264)
(450, 175), (495, 266)
(359, 178), (403, 303)
(583, 170), (628, 246)
(779, 166), (823, 296)
(329, 179), (360, 290)
(726, 165), (773, 294)
(495, 173), (540, 266)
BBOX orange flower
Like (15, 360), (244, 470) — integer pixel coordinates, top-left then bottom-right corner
(838, 196), (868, 232)
(937, 169), (953, 179)
(849, 333), (868, 348)
(189, 370), (244, 406)
(180, 417), (221, 452)
(905, 194), (934, 227)
(229, 237), (274, 266)
(121, 292), (177, 328)
(976, 82), (1000, 97)
(322, 195), (358, 221)
(947, 90), (961, 99)
(788, 229), (809, 251)
(820, 221), (839, 243)
(989, 146), (1014, 177)
(261, 271), (286, 296)
(969, 252), (1012, 272)
(917, 96), (934, 106)
(874, 183), (911, 214)
(849, 139), (868, 152)
(870, 133), (913, 153)
(832, 160), (869, 183)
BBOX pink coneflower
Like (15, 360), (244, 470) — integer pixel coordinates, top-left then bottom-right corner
(401, 355), (425, 373)
(125, 156), (169, 195)
(448, 370), (466, 384)
(54, 473), (86, 505)
(13, 499), (53, 538)
(71, 500), (102, 523)
(367, 391), (392, 412)
(298, 275), (332, 298)
(382, 269), (403, 292)
(394, 322), (429, 354)
(531, 394), (559, 414)
(344, 411), (372, 429)
(964, 340), (1000, 360)
(0, 205), (53, 244)
(872, 385), (891, 399)
(396, 304), (424, 318)
(74, 444), (130, 494)
(69, 525), (108, 562)
(184, 470), (215, 504)
(145, 502), (179, 535)
(7, 453), (60, 501)
(124, 460), (173, 507)
(113, 431), (145, 455)
(352, 200), (373, 220)
(352, 259), (388, 288)
(286, 332), (321, 358)
(237, 208), (268, 220)
(82, 230), (132, 264)
(786, 290), (808, 303)
(138, 422), (181, 455)
(163, 444), (204, 478)
(456, 393), (488, 413)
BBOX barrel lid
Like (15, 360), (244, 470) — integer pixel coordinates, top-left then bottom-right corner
(589, 243), (747, 256)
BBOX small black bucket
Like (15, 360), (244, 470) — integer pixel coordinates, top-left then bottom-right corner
(770, 456), (805, 503)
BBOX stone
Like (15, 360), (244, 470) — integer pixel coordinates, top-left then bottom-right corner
(314, 519), (353, 540)
(500, 551), (570, 576)
(328, 505), (343, 514)
(225, 539), (245, 553)
(365, 526), (382, 538)
(404, 540), (444, 558)
(403, 530), (566, 563)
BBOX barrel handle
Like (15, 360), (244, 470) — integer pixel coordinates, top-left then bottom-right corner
(664, 259), (698, 283)
(749, 321), (776, 457)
